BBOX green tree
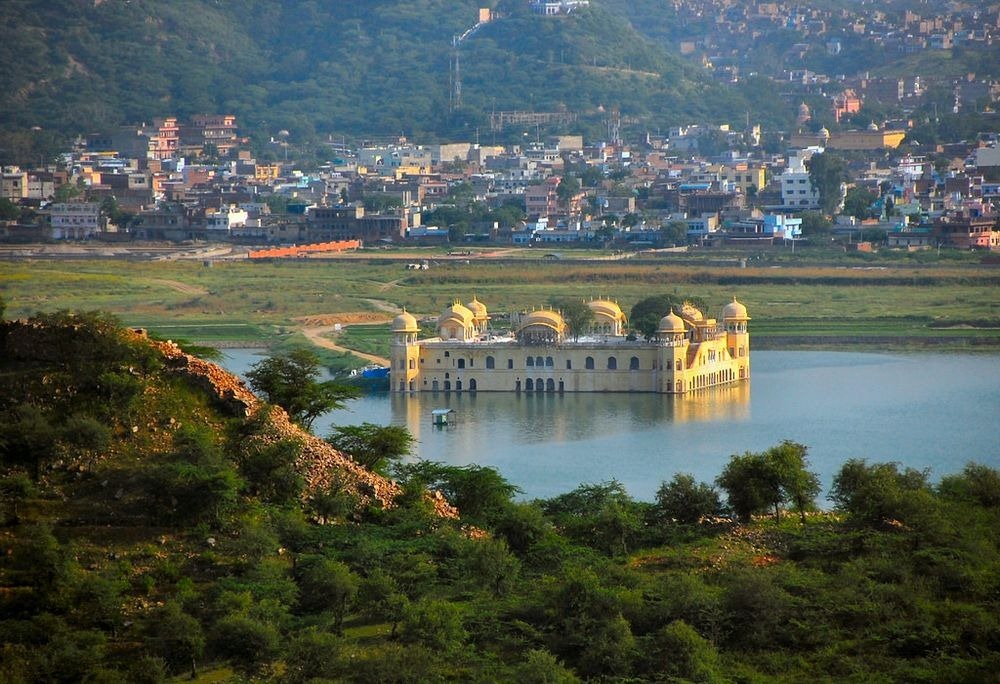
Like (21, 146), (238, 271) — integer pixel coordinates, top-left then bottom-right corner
(716, 451), (781, 523)
(650, 619), (722, 683)
(246, 349), (359, 430)
(515, 648), (580, 683)
(356, 568), (409, 637)
(462, 537), (521, 597)
(768, 440), (821, 523)
(830, 459), (934, 528)
(629, 294), (707, 340)
(843, 186), (878, 220)
(654, 473), (721, 524)
(326, 422), (413, 473)
(0, 471), (35, 525)
(148, 602), (204, 678)
(660, 220), (688, 246)
(805, 152), (848, 215)
(284, 628), (342, 684)
(237, 436), (304, 505)
(556, 175), (581, 209)
(550, 297), (593, 340)
(298, 558), (358, 633)
(0, 198), (20, 221)
(393, 461), (521, 526)
(209, 614), (280, 676)
(400, 599), (467, 652)
(797, 210), (832, 236)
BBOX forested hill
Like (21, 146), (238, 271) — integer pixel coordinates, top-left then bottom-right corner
(0, 0), (787, 144)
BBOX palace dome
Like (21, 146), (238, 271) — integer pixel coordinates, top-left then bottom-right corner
(722, 297), (750, 321)
(392, 310), (419, 333)
(657, 310), (686, 334)
(466, 297), (488, 321)
(679, 302), (704, 322)
(517, 309), (566, 334)
(439, 302), (475, 327)
(587, 299), (626, 323)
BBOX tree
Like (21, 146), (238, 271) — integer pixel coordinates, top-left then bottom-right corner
(209, 614), (280, 676)
(655, 473), (721, 524)
(462, 537), (521, 597)
(550, 298), (593, 341)
(651, 619), (722, 683)
(515, 649), (580, 684)
(716, 442), (820, 523)
(716, 451), (781, 523)
(660, 220), (688, 246)
(798, 210), (832, 236)
(297, 558), (358, 633)
(149, 602), (204, 678)
(237, 436), (303, 505)
(326, 422), (413, 473)
(246, 349), (359, 430)
(0, 198), (20, 221)
(830, 459), (934, 528)
(400, 599), (466, 652)
(768, 441), (820, 523)
(805, 152), (848, 215)
(556, 175), (581, 208)
(392, 461), (520, 526)
(843, 186), (878, 221)
(356, 568), (409, 637)
(629, 294), (707, 340)
(0, 472), (34, 525)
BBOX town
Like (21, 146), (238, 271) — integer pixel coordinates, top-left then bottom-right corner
(2, 108), (996, 252)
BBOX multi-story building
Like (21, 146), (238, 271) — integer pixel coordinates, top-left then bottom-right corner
(779, 151), (822, 210)
(306, 204), (408, 243)
(390, 297), (750, 394)
(1, 166), (28, 200)
(49, 202), (101, 240)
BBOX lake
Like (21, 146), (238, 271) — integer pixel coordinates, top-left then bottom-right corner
(221, 350), (1000, 502)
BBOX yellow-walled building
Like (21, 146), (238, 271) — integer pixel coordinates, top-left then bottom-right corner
(390, 297), (750, 394)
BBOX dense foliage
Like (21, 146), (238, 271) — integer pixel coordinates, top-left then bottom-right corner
(1, 313), (999, 681)
(0, 0), (773, 155)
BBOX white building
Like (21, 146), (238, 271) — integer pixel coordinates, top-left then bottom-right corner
(49, 202), (101, 240)
(779, 150), (822, 210)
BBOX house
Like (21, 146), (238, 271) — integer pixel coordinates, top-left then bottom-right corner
(49, 202), (101, 240)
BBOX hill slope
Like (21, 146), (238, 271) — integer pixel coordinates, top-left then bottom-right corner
(0, 0), (784, 144)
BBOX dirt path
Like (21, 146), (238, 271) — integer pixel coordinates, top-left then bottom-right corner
(300, 324), (391, 366)
(147, 278), (209, 295)
(294, 311), (397, 366)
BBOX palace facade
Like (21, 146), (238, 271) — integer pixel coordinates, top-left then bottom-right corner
(390, 297), (750, 394)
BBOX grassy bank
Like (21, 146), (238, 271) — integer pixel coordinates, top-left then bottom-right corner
(2, 257), (998, 353)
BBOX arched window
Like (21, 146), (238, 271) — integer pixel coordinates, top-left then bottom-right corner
(585, 356), (595, 370)
(675, 359), (682, 371)
(629, 356), (639, 370)
(457, 358), (465, 369)
(545, 356), (554, 367)
(675, 380), (683, 392)
(558, 380), (564, 392)
(536, 378), (544, 392)
(507, 359), (514, 369)
(527, 356), (535, 367)
(525, 378), (534, 391)
(607, 356), (617, 370)
(469, 379), (477, 391)
(535, 356), (544, 367)
(456, 380), (463, 391)
(432, 380), (439, 391)
(486, 356), (495, 369)
(546, 378), (555, 392)
(444, 380), (451, 391)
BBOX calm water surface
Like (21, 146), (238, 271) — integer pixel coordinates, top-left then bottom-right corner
(222, 350), (1000, 501)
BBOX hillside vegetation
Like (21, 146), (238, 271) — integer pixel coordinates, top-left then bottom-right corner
(0, 0), (779, 146)
(1, 311), (999, 681)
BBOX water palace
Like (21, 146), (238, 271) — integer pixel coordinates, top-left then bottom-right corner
(389, 297), (750, 394)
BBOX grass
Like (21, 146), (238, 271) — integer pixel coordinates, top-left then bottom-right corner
(3, 255), (998, 353)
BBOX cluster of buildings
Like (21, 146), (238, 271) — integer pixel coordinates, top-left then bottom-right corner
(390, 296), (751, 394)
(673, 0), (1000, 106)
(1, 100), (998, 249)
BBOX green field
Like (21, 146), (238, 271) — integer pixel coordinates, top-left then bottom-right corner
(2, 256), (998, 354)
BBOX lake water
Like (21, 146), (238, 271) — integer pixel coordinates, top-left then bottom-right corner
(221, 350), (1000, 502)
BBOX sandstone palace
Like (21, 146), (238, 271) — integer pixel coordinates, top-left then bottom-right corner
(390, 297), (750, 394)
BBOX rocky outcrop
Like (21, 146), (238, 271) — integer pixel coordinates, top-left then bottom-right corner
(139, 331), (458, 518)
